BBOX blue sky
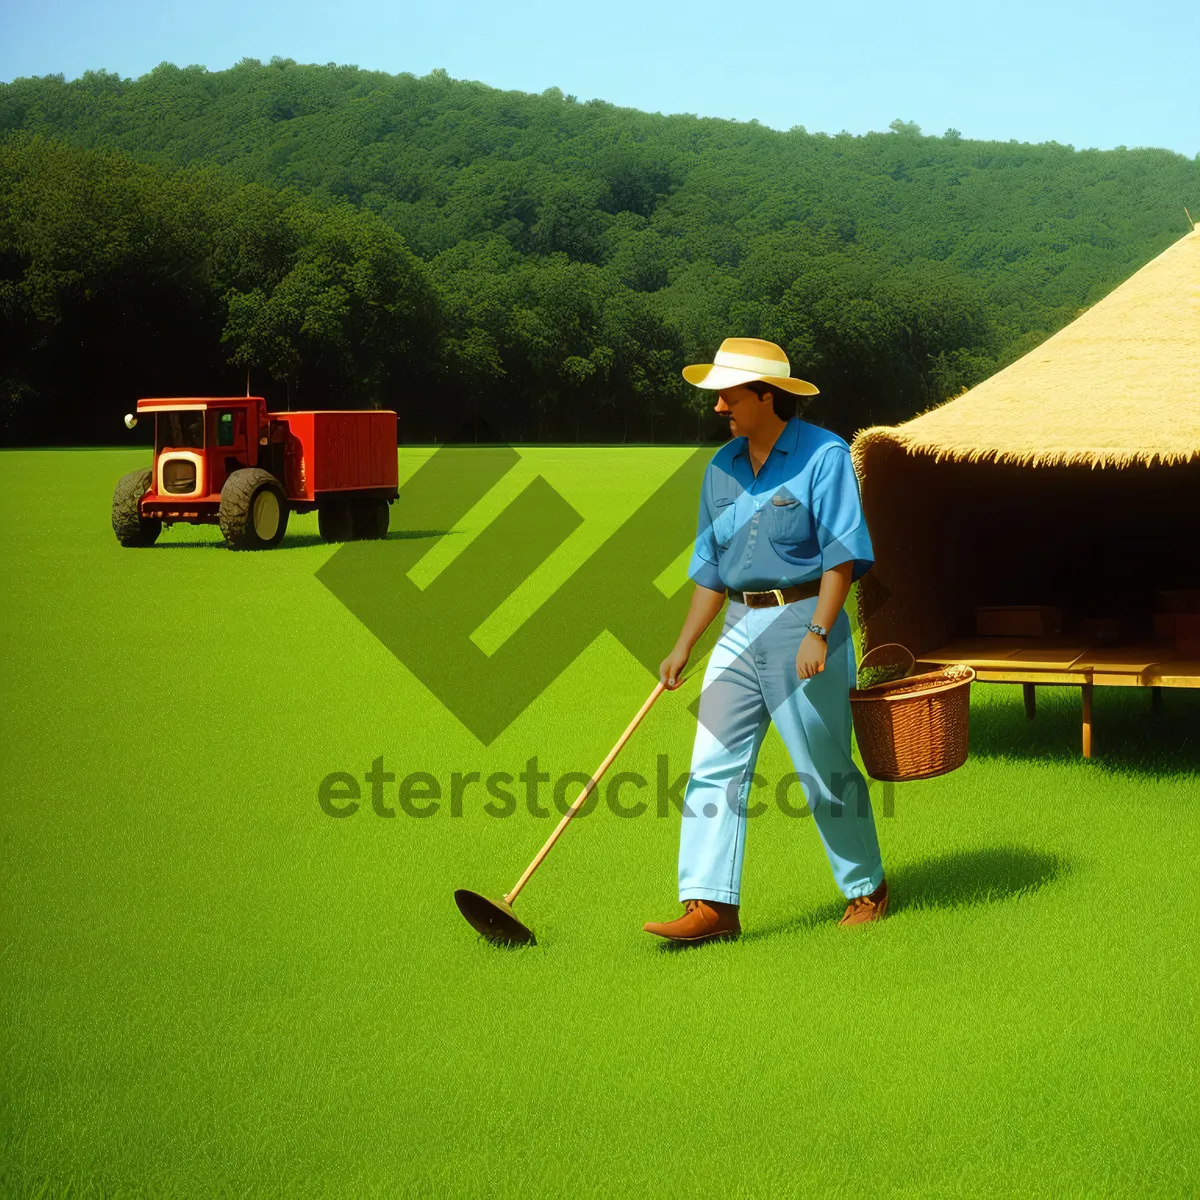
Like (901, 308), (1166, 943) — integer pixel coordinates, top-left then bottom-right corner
(2, 0), (1196, 155)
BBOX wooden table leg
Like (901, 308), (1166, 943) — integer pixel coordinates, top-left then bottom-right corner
(1081, 682), (1093, 758)
(1151, 686), (1163, 717)
(1023, 682), (1036, 720)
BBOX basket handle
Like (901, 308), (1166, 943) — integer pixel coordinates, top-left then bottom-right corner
(857, 643), (915, 685)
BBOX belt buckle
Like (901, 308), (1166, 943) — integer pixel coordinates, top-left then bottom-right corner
(743, 588), (785, 607)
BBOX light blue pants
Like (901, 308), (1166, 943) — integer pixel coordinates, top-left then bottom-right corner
(678, 597), (884, 904)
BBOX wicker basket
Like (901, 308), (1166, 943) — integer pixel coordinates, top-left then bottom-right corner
(850, 649), (975, 782)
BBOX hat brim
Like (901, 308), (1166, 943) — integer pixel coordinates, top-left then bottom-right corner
(681, 363), (820, 395)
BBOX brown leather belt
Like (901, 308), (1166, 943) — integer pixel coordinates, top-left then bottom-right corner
(728, 580), (821, 608)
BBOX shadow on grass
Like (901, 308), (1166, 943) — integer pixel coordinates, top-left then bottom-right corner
(465, 934), (544, 954)
(735, 845), (1068, 945)
(968, 685), (1200, 779)
(654, 931), (744, 955)
(154, 529), (454, 550)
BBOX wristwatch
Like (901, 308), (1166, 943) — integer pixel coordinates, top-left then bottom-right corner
(806, 622), (828, 641)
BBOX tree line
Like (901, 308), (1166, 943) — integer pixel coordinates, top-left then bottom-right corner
(1, 60), (1196, 445)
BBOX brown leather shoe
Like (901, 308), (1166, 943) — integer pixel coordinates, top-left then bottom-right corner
(839, 879), (888, 926)
(644, 899), (741, 943)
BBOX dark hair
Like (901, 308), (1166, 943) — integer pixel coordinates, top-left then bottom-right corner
(746, 380), (803, 421)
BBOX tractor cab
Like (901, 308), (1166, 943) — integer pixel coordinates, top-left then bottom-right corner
(137, 397), (270, 502)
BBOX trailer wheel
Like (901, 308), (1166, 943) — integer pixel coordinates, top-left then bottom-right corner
(112, 468), (162, 547)
(352, 498), (390, 540)
(318, 500), (355, 543)
(219, 468), (289, 550)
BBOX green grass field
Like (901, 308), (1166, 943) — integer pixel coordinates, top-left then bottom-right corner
(2, 447), (1197, 1199)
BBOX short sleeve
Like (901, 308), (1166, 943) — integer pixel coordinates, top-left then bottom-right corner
(687, 465), (725, 591)
(810, 446), (874, 581)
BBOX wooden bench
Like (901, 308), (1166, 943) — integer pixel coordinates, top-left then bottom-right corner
(913, 637), (1200, 757)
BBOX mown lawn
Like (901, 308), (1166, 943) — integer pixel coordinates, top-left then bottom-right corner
(1, 447), (1197, 1199)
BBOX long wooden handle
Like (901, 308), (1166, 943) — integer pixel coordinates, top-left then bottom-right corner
(505, 681), (666, 906)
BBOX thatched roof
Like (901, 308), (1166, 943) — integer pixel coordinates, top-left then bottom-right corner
(853, 226), (1200, 469)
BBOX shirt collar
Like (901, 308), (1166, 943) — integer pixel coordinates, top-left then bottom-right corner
(733, 417), (801, 465)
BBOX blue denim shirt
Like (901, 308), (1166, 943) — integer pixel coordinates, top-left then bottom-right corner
(687, 418), (875, 593)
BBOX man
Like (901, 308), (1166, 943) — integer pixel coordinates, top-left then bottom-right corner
(645, 337), (887, 944)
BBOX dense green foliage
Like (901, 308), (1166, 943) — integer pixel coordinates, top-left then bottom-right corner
(0, 137), (438, 442)
(2, 60), (1196, 443)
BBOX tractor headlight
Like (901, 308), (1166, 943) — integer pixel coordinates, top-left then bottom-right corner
(162, 458), (198, 495)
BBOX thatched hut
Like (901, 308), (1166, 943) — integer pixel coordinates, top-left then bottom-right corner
(851, 226), (1200, 755)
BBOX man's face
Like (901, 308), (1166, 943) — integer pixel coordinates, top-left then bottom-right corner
(714, 384), (774, 438)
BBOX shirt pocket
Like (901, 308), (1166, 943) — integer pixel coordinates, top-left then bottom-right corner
(766, 487), (812, 552)
(711, 495), (737, 550)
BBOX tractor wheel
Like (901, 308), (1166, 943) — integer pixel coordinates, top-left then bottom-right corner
(219, 468), (289, 550)
(318, 500), (355, 543)
(351, 498), (390, 540)
(112, 468), (162, 547)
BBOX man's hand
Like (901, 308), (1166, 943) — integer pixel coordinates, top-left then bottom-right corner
(660, 584), (726, 691)
(659, 644), (690, 690)
(795, 631), (827, 680)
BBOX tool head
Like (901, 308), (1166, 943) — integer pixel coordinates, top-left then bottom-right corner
(454, 889), (536, 947)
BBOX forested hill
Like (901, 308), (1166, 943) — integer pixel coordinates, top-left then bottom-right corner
(2, 59), (1196, 445)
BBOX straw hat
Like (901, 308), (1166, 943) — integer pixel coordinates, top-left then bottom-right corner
(682, 337), (819, 396)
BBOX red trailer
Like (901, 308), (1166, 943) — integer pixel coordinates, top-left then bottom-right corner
(111, 397), (399, 549)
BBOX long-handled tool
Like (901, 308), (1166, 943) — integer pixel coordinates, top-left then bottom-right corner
(455, 681), (666, 946)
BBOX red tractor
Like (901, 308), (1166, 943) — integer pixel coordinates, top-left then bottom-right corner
(112, 397), (399, 549)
